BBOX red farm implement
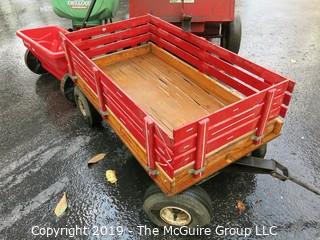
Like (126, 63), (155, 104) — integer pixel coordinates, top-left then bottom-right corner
(129, 0), (241, 53)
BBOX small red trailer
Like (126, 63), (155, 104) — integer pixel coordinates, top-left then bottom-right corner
(17, 15), (320, 228)
(59, 15), (295, 226)
(129, 0), (241, 53)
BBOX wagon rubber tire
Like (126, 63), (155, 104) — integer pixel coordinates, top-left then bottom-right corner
(24, 50), (48, 74)
(143, 185), (212, 227)
(60, 76), (75, 103)
(252, 144), (267, 158)
(221, 14), (242, 54)
(74, 86), (101, 127)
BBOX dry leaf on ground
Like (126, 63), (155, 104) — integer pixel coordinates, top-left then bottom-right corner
(87, 153), (107, 165)
(106, 170), (117, 184)
(54, 192), (68, 217)
(236, 200), (246, 214)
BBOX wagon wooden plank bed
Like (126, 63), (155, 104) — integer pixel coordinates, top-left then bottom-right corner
(58, 15), (295, 226)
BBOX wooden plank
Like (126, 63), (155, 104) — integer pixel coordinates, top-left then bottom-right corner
(67, 15), (151, 40)
(85, 33), (152, 59)
(76, 24), (151, 50)
(97, 49), (235, 135)
(150, 25), (269, 91)
(150, 43), (242, 104)
(149, 16), (287, 85)
(93, 44), (151, 67)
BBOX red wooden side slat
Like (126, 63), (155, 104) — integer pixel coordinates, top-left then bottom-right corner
(85, 33), (152, 58)
(105, 88), (144, 132)
(67, 15), (151, 40)
(108, 98), (146, 146)
(205, 54), (270, 91)
(206, 65), (257, 96)
(76, 24), (151, 50)
(206, 117), (260, 152)
(151, 35), (201, 69)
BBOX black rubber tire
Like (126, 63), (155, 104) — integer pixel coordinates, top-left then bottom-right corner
(24, 50), (47, 74)
(252, 144), (267, 158)
(143, 185), (212, 227)
(60, 76), (75, 103)
(74, 86), (101, 127)
(221, 14), (242, 54)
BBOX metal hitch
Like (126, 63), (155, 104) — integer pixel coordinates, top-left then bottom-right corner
(224, 156), (320, 196)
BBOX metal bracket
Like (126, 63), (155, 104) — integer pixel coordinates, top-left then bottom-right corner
(146, 167), (159, 176)
(189, 167), (205, 175)
(100, 111), (109, 116)
(252, 135), (263, 142)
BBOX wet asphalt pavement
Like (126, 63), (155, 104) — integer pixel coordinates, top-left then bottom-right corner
(0, 0), (320, 239)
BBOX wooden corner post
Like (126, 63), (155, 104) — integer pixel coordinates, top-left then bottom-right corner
(144, 116), (157, 177)
(255, 89), (276, 144)
(193, 118), (209, 178)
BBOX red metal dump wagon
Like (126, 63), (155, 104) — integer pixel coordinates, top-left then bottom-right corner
(16, 26), (68, 80)
(55, 15), (295, 226)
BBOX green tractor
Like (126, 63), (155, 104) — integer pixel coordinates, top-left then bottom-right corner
(52, 0), (119, 29)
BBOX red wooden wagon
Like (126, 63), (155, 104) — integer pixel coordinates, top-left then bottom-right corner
(59, 15), (294, 226)
(17, 15), (302, 227)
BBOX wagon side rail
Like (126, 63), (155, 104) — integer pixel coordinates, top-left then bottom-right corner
(60, 18), (176, 178)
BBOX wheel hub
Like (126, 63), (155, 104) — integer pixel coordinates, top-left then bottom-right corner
(160, 206), (192, 226)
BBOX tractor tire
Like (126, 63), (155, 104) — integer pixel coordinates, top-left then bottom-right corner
(221, 14), (242, 54)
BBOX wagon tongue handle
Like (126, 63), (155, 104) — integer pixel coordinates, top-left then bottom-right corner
(225, 157), (320, 196)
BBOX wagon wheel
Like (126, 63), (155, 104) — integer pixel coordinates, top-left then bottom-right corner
(74, 86), (101, 127)
(143, 185), (213, 227)
(221, 14), (242, 54)
(252, 144), (267, 158)
(24, 50), (48, 74)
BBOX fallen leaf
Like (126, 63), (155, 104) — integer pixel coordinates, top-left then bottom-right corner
(54, 192), (68, 217)
(106, 170), (117, 184)
(236, 200), (246, 214)
(87, 153), (107, 165)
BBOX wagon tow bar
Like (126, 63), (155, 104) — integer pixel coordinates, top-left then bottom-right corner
(224, 157), (320, 196)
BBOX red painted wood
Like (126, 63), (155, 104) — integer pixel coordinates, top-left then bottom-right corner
(150, 16), (288, 84)
(67, 15), (151, 40)
(101, 74), (147, 123)
(194, 118), (209, 178)
(85, 33), (152, 58)
(105, 88), (144, 132)
(130, 0), (235, 23)
(145, 117), (156, 175)
(76, 24), (151, 50)
(94, 69), (106, 113)
(283, 92), (292, 106)
(108, 98), (146, 146)
(61, 14), (295, 176)
(255, 89), (276, 144)
(206, 65), (257, 96)
(206, 117), (260, 152)
(280, 104), (288, 118)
